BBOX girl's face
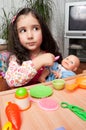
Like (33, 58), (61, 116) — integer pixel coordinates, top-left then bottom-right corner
(17, 13), (42, 52)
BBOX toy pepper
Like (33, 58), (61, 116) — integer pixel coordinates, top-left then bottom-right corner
(5, 102), (21, 130)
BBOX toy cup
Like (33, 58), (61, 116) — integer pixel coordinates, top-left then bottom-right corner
(52, 79), (65, 90)
(15, 87), (31, 111)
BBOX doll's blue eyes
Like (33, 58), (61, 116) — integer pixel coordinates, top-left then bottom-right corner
(66, 58), (74, 64)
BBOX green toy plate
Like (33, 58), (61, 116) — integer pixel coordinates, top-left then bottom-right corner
(30, 85), (53, 98)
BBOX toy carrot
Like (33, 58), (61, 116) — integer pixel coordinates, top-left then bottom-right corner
(5, 102), (21, 130)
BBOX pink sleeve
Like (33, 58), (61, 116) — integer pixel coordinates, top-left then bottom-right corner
(5, 55), (37, 87)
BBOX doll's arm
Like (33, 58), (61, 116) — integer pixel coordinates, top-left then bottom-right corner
(51, 70), (62, 78)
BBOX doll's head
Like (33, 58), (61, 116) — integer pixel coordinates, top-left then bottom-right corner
(61, 55), (80, 71)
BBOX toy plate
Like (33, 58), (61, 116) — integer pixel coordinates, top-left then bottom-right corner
(30, 85), (53, 98)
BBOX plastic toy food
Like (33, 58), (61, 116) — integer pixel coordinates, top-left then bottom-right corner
(66, 76), (86, 91)
(65, 83), (78, 91)
(5, 102), (21, 130)
(2, 121), (12, 130)
(15, 87), (31, 111)
(76, 76), (86, 88)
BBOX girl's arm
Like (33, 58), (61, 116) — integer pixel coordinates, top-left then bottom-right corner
(5, 53), (55, 87)
(38, 68), (50, 82)
(5, 55), (37, 87)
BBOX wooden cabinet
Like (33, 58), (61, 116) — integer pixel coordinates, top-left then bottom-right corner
(64, 36), (86, 62)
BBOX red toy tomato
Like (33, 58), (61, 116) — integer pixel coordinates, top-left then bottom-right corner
(5, 102), (21, 130)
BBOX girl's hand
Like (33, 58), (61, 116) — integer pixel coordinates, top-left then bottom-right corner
(32, 53), (55, 70)
(40, 53), (55, 66)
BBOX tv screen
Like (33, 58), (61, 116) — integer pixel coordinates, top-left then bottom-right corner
(69, 5), (86, 30)
(64, 2), (86, 36)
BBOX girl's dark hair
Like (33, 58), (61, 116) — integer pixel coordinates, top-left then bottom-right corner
(8, 8), (62, 64)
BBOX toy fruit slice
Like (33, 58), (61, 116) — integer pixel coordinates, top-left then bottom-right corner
(76, 77), (86, 89)
(76, 76), (86, 82)
(65, 83), (78, 91)
(79, 79), (86, 88)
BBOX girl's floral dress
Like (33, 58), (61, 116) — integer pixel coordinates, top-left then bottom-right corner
(5, 55), (37, 87)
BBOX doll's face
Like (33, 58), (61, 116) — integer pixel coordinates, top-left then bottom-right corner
(61, 55), (80, 71)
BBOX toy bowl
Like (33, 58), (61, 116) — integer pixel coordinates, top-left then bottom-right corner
(52, 79), (65, 90)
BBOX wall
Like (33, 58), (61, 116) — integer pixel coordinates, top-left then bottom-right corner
(50, 0), (65, 56)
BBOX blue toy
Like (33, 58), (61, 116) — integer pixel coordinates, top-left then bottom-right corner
(55, 127), (65, 130)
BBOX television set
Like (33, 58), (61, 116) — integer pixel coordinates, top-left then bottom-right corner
(64, 1), (86, 37)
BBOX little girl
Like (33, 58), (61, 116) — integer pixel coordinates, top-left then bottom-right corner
(5, 8), (62, 87)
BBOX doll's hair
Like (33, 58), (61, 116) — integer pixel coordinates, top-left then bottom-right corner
(8, 8), (62, 64)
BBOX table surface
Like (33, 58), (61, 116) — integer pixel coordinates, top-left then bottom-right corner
(0, 73), (86, 130)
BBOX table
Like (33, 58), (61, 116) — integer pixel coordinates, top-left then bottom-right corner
(0, 72), (86, 130)
(0, 78), (10, 91)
